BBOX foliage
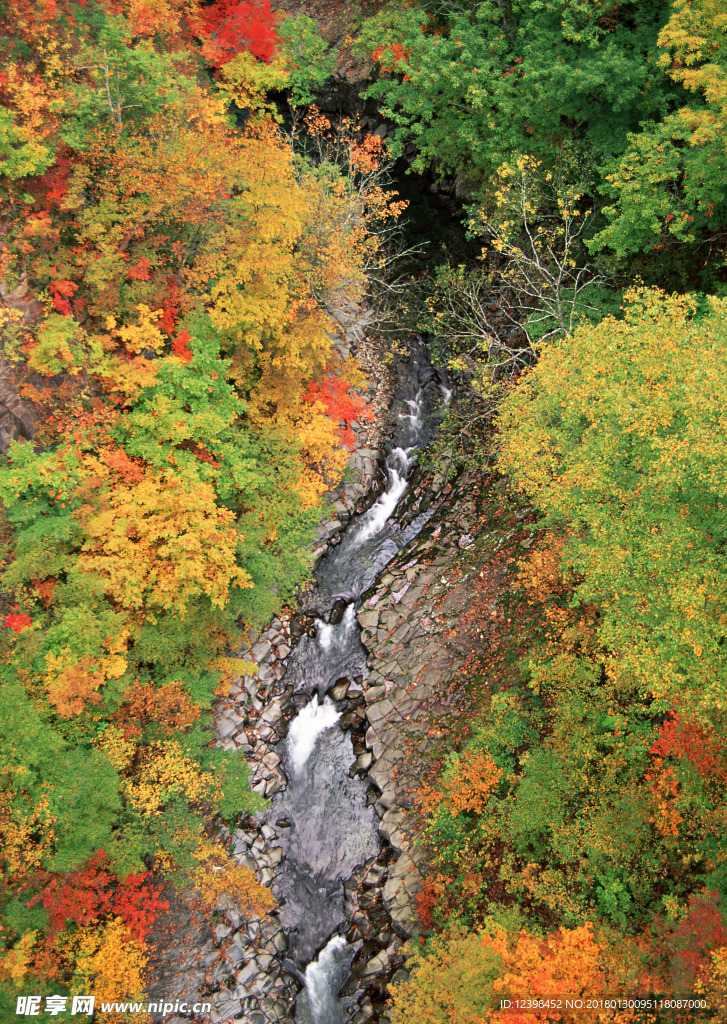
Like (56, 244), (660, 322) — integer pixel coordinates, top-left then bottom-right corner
(199, 0), (279, 68)
(358, 0), (727, 286)
(498, 288), (727, 713)
(0, 0), (377, 1005)
(422, 155), (605, 462)
(389, 923), (637, 1024)
(592, 0), (727, 281)
(388, 926), (505, 1024)
(28, 851), (167, 944)
(408, 287), (727, 1016)
(359, 1), (673, 184)
(303, 374), (374, 448)
(190, 835), (275, 918)
(276, 14), (338, 106)
(346, 0), (727, 1016)
(470, 154), (604, 343)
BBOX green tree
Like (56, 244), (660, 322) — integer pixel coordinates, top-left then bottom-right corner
(592, 0), (727, 284)
(359, 1), (673, 186)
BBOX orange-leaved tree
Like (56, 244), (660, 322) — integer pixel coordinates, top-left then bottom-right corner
(388, 923), (637, 1024)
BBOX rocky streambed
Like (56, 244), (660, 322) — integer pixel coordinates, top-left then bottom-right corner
(148, 322), (523, 1024)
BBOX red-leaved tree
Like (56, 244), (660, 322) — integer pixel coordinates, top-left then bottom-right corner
(651, 710), (727, 784)
(303, 375), (372, 448)
(30, 850), (168, 943)
(199, 0), (278, 68)
(5, 607), (32, 633)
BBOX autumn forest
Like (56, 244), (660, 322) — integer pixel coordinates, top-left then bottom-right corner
(0, 0), (726, 1022)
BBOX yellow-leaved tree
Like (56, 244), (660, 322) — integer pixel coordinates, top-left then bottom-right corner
(498, 287), (727, 713)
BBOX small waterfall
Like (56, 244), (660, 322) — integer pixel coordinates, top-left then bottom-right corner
(316, 621), (334, 651)
(299, 935), (350, 1024)
(401, 393), (424, 431)
(282, 602), (369, 700)
(287, 697), (341, 775)
(353, 446), (413, 547)
(316, 604), (356, 652)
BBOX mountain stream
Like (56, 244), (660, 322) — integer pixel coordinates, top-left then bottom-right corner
(267, 343), (448, 1024)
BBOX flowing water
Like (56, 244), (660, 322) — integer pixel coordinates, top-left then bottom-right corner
(268, 343), (447, 1023)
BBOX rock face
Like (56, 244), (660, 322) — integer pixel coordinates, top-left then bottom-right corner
(355, 470), (518, 944)
(0, 359), (39, 453)
(0, 274), (44, 325)
(0, 276), (47, 452)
